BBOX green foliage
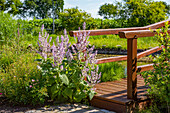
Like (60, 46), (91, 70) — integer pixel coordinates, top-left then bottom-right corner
(28, 18), (62, 34)
(126, 0), (167, 27)
(35, 26), (98, 103)
(23, 18), (124, 34)
(21, 0), (64, 19)
(59, 7), (93, 31)
(37, 58), (95, 103)
(0, 51), (48, 105)
(99, 0), (168, 27)
(98, 3), (118, 19)
(0, 0), (22, 15)
(142, 22), (170, 112)
(98, 62), (125, 82)
(0, 12), (17, 45)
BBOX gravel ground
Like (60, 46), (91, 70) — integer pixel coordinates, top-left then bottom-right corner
(0, 103), (116, 113)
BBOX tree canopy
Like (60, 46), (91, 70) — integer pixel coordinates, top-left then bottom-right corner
(21, 0), (64, 19)
(98, 0), (169, 27)
(0, 0), (22, 15)
(98, 3), (118, 19)
(59, 7), (92, 30)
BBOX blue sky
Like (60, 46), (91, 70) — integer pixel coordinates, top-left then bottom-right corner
(64, 0), (170, 18)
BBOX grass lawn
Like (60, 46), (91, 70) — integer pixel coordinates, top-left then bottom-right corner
(67, 35), (159, 50)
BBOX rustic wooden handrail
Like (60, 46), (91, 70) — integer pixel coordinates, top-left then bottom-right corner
(69, 19), (170, 37)
(69, 20), (170, 101)
(119, 29), (170, 100)
(137, 64), (154, 73)
(119, 29), (170, 39)
(96, 46), (164, 64)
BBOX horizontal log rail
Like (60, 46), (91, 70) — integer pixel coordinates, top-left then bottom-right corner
(96, 56), (127, 64)
(137, 64), (154, 73)
(69, 19), (170, 37)
(96, 46), (164, 64)
(119, 29), (170, 39)
(137, 45), (164, 59)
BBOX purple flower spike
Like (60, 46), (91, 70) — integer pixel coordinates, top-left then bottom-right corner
(41, 24), (44, 32)
(49, 37), (52, 43)
(64, 29), (67, 35)
(60, 65), (63, 70)
(56, 36), (59, 44)
(83, 22), (86, 30)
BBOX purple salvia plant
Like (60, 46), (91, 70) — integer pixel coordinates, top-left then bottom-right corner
(71, 22), (101, 85)
(37, 25), (52, 60)
(38, 25), (70, 67)
(37, 23), (101, 85)
(51, 29), (70, 67)
(87, 65), (101, 85)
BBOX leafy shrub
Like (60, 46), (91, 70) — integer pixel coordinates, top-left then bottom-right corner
(0, 23), (101, 105)
(36, 24), (100, 103)
(142, 22), (170, 112)
(0, 53), (48, 105)
(59, 7), (93, 31)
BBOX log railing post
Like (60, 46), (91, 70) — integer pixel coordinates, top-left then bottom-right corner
(127, 37), (137, 100)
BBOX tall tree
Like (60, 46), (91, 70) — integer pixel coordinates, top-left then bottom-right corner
(0, 0), (22, 15)
(98, 3), (118, 19)
(21, 0), (64, 19)
(59, 7), (92, 30)
(98, 0), (169, 27)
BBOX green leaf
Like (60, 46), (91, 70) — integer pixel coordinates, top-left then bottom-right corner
(63, 88), (73, 99)
(89, 91), (95, 100)
(59, 74), (69, 85)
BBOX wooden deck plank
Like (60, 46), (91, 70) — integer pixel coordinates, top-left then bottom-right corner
(92, 77), (149, 106)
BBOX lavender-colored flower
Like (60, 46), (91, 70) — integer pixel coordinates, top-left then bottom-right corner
(32, 79), (35, 82)
(64, 29), (67, 35)
(70, 22), (101, 86)
(37, 25), (71, 65)
(29, 85), (32, 88)
(60, 65), (63, 70)
(87, 66), (101, 85)
(49, 37), (52, 43)
(37, 25), (51, 60)
(66, 49), (73, 62)
(83, 22), (86, 30)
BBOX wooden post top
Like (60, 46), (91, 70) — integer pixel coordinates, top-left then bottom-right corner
(119, 29), (170, 39)
(69, 19), (170, 37)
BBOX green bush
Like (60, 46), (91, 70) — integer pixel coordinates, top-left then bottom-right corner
(35, 25), (99, 103)
(0, 24), (100, 105)
(0, 53), (48, 105)
(141, 22), (170, 112)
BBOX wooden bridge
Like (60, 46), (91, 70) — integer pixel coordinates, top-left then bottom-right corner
(69, 19), (170, 113)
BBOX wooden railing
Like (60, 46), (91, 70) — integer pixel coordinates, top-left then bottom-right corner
(69, 19), (170, 36)
(69, 19), (170, 100)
